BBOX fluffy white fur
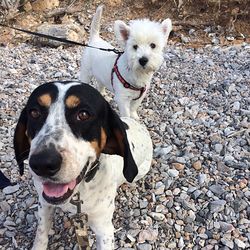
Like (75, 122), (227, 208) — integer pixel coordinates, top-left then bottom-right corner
(80, 5), (172, 119)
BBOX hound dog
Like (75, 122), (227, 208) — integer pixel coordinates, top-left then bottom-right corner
(14, 81), (153, 250)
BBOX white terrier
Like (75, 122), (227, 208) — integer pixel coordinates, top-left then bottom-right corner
(80, 5), (172, 119)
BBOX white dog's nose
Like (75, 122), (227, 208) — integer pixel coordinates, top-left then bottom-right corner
(139, 57), (148, 66)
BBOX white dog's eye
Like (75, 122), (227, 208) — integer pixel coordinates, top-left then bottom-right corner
(133, 45), (138, 50)
(77, 110), (90, 121)
(150, 43), (156, 49)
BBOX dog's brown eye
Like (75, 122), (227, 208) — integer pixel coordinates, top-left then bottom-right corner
(133, 45), (138, 50)
(30, 109), (41, 119)
(150, 43), (156, 49)
(77, 110), (90, 121)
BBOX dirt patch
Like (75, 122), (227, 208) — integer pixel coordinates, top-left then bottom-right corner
(0, 0), (249, 47)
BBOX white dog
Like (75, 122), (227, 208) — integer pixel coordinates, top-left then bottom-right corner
(80, 5), (172, 119)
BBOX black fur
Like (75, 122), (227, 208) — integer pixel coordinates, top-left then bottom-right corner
(14, 83), (58, 175)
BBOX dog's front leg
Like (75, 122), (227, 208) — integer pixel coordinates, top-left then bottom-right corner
(115, 96), (131, 117)
(88, 211), (115, 250)
(79, 50), (92, 83)
(130, 97), (144, 120)
(32, 202), (55, 250)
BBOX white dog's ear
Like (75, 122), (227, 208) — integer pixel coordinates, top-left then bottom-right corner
(114, 20), (130, 43)
(161, 18), (172, 40)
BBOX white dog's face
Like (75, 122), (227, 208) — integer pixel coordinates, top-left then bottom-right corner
(114, 19), (172, 74)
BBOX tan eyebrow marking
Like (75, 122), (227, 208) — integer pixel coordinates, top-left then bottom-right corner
(65, 95), (80, 108)
(100, 127), (107, 150)
(90, 128), (107, 155)
(37, 94), (52, 108)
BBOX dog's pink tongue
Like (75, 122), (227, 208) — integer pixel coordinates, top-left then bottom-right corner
(43, 180), (76, 198)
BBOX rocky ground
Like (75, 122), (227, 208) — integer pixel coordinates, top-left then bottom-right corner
(0, 38), (249, 250)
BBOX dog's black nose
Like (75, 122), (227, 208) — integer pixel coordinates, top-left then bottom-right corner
(29, 147), (62, 177)
(139, 57), (148, 66)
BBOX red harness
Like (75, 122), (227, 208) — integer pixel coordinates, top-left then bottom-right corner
(111, 53), (146, 101)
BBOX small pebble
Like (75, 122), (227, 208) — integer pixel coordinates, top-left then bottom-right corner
(192, 161), (202, 170)
(3, 185), (20, 195)
(168, 169), (179, 178)
(172, 162), (185, 171)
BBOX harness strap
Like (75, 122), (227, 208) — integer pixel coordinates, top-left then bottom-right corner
(111, 54), (146, 101)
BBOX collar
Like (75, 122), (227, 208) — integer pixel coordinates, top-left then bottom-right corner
(111, 53), (146, 101)
(69, 159), (100, 213)
(75, 158), (100, 184)
(84, 158), (100, 182)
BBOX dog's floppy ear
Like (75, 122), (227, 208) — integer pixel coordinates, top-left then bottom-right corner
(161, 18), (172, 41)
(102, 105), (138, 183)
(13, 108), (30, 175)
(114, 20), (130, 44)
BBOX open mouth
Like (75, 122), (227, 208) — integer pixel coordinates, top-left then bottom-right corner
(42, 167), (86, 205)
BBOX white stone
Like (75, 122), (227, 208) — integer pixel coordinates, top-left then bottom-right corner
(3, 184), (20, 195)
(235, 239), (246, 249)
(150, 212), (165, 221)
(168, 169), (179, 178)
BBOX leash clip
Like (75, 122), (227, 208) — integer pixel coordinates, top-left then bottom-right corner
(70, 192), (90, 250)
(70, 191), (83, 214)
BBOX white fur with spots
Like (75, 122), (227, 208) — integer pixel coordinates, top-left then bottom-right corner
(30, 83), (153, 250)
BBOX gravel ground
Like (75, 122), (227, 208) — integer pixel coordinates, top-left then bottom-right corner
(0, 42), (249, 250)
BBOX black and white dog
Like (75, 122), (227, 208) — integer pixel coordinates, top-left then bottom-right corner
(14, 81), (153, 250)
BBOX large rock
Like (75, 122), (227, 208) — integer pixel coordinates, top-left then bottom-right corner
(106, 0), (122, 6)
(35, 23), (85, 47)
(32, 0), (59, 11)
